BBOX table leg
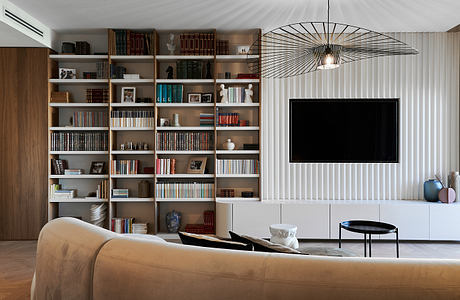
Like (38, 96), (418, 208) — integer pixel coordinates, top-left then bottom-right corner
(396, 229), (400, 258)
(364, 234), (367, 257)
(339, 223), (342, 248)
(369, 234), (372, 257)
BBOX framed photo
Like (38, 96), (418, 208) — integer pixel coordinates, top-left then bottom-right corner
(188, 93), (201, 103)
(59, 68), (77, 79)
(201, 93), (213, 103)
(121, 87), (136, 103)
(89, 161), (105, 174)
(236, 45), (250, 55)
(160, 118), (170, 127)
(186, 157), (207, 174)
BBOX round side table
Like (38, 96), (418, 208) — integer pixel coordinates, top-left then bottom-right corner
(269, 224), (299, 249)
(339, 220), (399, 258)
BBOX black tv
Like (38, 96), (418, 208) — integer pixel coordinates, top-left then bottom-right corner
(289, 99), (399, 163)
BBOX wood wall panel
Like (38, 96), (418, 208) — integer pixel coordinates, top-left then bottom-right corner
(0, 48), (48, 240)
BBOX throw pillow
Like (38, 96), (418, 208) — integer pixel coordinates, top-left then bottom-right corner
(178, 231), (253, 251)
(229, 231), (302, 254)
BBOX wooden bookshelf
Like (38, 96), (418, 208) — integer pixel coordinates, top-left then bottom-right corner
(48, 28), (261, 237)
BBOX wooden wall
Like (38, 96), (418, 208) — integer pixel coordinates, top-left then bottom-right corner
(0, 48), (48, 240)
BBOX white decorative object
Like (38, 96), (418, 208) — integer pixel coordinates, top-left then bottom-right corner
(269, 224), (299, 249)
(172, 113), (181, 127)
(90, 204), (106, 228)
(219, 84), (228, 103)
(223, 139), (235, 151)
(448, 172), (460, 201)
(244, 84), (253, 103)
(166, 33), (176, 55)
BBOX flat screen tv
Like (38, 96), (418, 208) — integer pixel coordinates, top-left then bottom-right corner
(289, 99), (399, 163)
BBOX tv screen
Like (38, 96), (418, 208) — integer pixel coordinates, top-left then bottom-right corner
(289, 99), (399, 163)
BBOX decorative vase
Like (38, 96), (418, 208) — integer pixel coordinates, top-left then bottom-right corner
(166, 210), (181, 233)
(424, 179), (443, 202)
(448, 172), (460, 201)
(138, 180), (150, 198)
(223, 139), (235, 151)
(439, 188), (456, 204)
(172, 113), (181, 127)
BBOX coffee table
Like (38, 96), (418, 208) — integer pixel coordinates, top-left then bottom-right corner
(339, 220), (399, 258)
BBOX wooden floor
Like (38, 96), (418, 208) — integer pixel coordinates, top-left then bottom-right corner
(1, 240), (460, 299)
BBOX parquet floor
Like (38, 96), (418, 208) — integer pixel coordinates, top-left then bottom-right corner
(1, 240), (460, 299)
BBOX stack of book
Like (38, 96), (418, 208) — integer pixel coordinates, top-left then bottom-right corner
(156, 84), (184, 103)
(72, 111), (107, 127)
(110, 110), (154, 128)
(199, 113), (214, 127)
(155, 182), (214, 198)
(64, 169), (83, 175)
(112, 188), (129, 198)
(96, 180), (108, 199)
(219, 188), (235, 197)
(156, 132), (213, 151)
(176, 61), (203, 79)
(216, 40), (229, 55)
(51, 159), (68, 175)
(123, 74), (140, 79)
(111, 217), (135, 233)
(96, 62), (108, 79)
(217, 112), (240, 126)
(227, 87), (246, 103)
(110, 65), (126, 79)
(51, 132), (108, 151)
(179, 33), (215, 55)
(86, 88), (109, 103)
(110, 30), (154, 55)
(185, 211), (215, 234)
(216, 159), (259, 174)
(132, 223), (148, 234)
(111, 160), (139, 175)
(50, 184), (76, 200)
(82, 72), (97, 79)
(155, 158), (176, 174)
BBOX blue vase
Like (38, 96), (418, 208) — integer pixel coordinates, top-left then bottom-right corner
(424, 179), (442, 202)
(166, 210), (181, 233)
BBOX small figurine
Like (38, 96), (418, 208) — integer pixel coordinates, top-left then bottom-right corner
(244, 84), (253, 103)
(166, 66), (173, 79)
(220, 84), (228, 103)
(166, 33), (176, 55)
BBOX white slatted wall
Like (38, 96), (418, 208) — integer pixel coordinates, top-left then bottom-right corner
(262, 32), (460, 201)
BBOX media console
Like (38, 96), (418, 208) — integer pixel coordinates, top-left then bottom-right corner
(216, 200), (460, 241)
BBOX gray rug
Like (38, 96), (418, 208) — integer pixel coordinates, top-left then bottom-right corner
(298, 246), (357, 257)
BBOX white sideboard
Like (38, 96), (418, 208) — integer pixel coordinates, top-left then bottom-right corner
(216, 200), (460, 241)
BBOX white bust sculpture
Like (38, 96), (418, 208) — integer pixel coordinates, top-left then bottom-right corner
(166, 34), (176, 55)
(220, 84), (228, 103)
(244, 84), (253, 103)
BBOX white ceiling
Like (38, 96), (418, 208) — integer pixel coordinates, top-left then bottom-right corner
(8, 0), (460, 32)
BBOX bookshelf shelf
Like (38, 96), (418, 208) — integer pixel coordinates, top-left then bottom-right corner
(49, 79), (109, 84)
(49, 127), (109, 131)
(49, 174), (109, 179)
(49, 54), (108, 62)
(156, 103), (214, 107)
(156, 79), (214, 84)
(156, 174), (214, 178)
(216, 126), (259, 131)
(156, 55), (214, 61)
(216, 197), (260, 202)
(110, 103), (154, 107)
(110, 127), (155, 131)
(156, 126), (213, 131)
(110, 79), (154, 85)
(216, 55), (259, 62)
(49, 198), (109, 203)
(49, 103), (109, 107)
(49, 151), (109, 155)
(216, 174), (260, 178)
(216, 103), (259, 107)
(110, 174), (155, 179)
(110, 55), (154, 63)
(111, 150), (155, 155)
(110, 197), (155, 202)
(156, 150), (214, 155)
(216, 79), (260, 84)
(216, 150), (260, 154)
(156, 198), (214, 202)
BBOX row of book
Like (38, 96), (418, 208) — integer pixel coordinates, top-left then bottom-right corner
(155, 182), (214, 198)
(156, 132), (213, 151)
(96, 180), (109, 199)
(216, 39), (229, 55)
(86, 88), (109, 103)
(110, 65), (126, 79)
(179, 33), (215, 55)
(226, 87), (247, 103)
(176, 61), (205, 79)
(110, 30), (154, 55)
(216, 159), (260, 174)
(200, 113), (214, 127)
(51, 159), (68, 175)
(156, 84), (184, 103)
(110, 110), (154, 128)
(51, 132), (108, 151)
(72, 111), (107, 127)
(217, 112), (241, 126)
(50, 184), (75, 199)
(156, 158), (176, 174)
(96, 62), (108, 79)
(185, 211), (215, 234)
(111, 160), (139, 175)
(111, 217), (135, 233)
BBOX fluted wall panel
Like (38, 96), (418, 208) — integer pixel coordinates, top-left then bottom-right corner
(262, 32), (460, 201)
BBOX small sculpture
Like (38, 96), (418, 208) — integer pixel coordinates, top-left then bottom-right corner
(166, 33), (176, 55)
(220, 84), (228, 103)
(223, 139), (235, 151)
(244, 84), (253, 103)
(166, 66), (173, 79)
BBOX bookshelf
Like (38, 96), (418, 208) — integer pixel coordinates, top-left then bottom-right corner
(48, 28), (261, 236)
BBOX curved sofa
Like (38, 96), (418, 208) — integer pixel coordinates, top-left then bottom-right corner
(32, 217), (460, 300)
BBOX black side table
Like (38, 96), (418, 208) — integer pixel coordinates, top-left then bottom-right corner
(339, 220), (399, 258)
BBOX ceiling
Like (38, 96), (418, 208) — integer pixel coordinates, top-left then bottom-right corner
(8, 0), (460, 32)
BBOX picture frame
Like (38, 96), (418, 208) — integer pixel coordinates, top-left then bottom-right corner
(121, 87), (136, 103)
(89, 161), (105, 174)
(186, 157), (207, 174)
(201, 93), (213, 103)
(188, 93), (201, 103)
(59, 68), (77, 79)
(160, 118), (170, 127)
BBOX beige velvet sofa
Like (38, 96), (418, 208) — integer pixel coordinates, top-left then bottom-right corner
(32, 217), (460, 300)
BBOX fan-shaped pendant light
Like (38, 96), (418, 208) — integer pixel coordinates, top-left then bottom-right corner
(248, 0), (419, 78)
